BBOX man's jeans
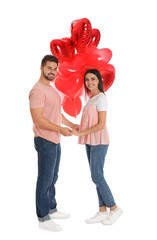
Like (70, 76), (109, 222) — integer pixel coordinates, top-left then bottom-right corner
(34, 137), (61, 222)
(85, 144), (116, 207)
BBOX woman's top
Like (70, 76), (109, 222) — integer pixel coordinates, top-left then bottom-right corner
(78, 92), (109, 145)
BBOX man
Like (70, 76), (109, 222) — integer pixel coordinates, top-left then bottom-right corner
(29, 55), (78, 231)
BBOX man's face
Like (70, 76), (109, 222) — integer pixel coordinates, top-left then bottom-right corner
(42, 61), (58, 81)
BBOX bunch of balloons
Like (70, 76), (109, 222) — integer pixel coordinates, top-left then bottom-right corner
(50, 18), (115, 117)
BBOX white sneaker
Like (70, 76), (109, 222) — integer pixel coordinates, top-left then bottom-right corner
(85, 211), (108, 224)
(102, 207), (123, 225)
(39, 219), (62, 231)
(50, 211), (70, 219)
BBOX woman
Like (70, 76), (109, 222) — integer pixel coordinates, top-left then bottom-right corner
(72, 69), (123, 225)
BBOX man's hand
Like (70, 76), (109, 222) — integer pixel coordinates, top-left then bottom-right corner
(72, 124), (80, 131)
(60, 127), (73, 136)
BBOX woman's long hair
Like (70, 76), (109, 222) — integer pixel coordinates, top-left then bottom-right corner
(84, 69), (104, 95)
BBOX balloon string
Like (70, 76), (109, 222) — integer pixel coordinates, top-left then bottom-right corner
(73, 98), (77, 118)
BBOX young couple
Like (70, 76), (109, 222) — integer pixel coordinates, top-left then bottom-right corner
(29, 55), (123, 232)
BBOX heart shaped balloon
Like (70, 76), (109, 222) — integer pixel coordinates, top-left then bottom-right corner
(71, 18), (92, 53)
(58, 54), (85, 76)
(62, 96), (82, 117)
(50, 37), (75, 62)
(55, 73), (84, 99)
(88, 29), (101, 47)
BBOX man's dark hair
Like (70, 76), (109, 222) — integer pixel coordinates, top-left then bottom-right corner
(41, 55), (58, 67)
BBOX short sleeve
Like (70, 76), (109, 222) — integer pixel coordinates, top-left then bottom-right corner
(96, 94), (108, 111)
(29, 88), (45, 108)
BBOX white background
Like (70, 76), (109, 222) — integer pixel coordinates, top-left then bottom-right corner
(0, 0), (157, 239)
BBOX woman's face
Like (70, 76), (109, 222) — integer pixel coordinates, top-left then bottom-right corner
(85, 73), (99, 92)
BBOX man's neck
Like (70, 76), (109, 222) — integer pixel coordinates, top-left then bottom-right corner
(38, 76), (50, 86)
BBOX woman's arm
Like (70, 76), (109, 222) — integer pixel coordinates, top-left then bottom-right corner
(72, 111), (107, 136)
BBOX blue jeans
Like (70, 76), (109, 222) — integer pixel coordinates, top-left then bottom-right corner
(34, 137), (61, 222)
(85, 144), (116, 207)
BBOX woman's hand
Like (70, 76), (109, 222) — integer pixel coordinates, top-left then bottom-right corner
(72, 129), (81, 136)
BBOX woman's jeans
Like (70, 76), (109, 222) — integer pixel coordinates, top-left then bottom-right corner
(34, 137), (61, 222)
(85, 144), (116, 207)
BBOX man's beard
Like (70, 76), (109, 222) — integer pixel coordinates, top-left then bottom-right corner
(43, 71), (55, 81)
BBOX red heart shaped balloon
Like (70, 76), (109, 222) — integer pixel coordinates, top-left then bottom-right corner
(71, 19), (79, 31)
(83, 46), (112, 67)
(55, 73), (84, 98)
(62, 96), (82, 117)
(88, 29), (101, 47)
(100, 65), (115, 91)
(71, 18), (92, 53)
(50, 37), (75, 62)
(58, 54), (85, 76)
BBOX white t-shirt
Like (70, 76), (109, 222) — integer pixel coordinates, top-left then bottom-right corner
(84, 92), (108, 111)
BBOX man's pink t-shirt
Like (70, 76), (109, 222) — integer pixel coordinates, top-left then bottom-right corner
(29, 82), (61, 144)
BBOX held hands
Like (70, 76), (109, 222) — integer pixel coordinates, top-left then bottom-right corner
(71, 129), (81, 136)
(59, 125), (81, 137)
(71, 123), (82, 136)
(60, 127), (73, 136)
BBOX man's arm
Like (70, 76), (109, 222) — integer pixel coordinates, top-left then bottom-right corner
(30, 108), (72, 136)
(62, 114), (80, 130)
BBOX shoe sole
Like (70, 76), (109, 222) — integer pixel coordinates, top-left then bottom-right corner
(51, 215), (70, 219)
(39, 225), (62, 232)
